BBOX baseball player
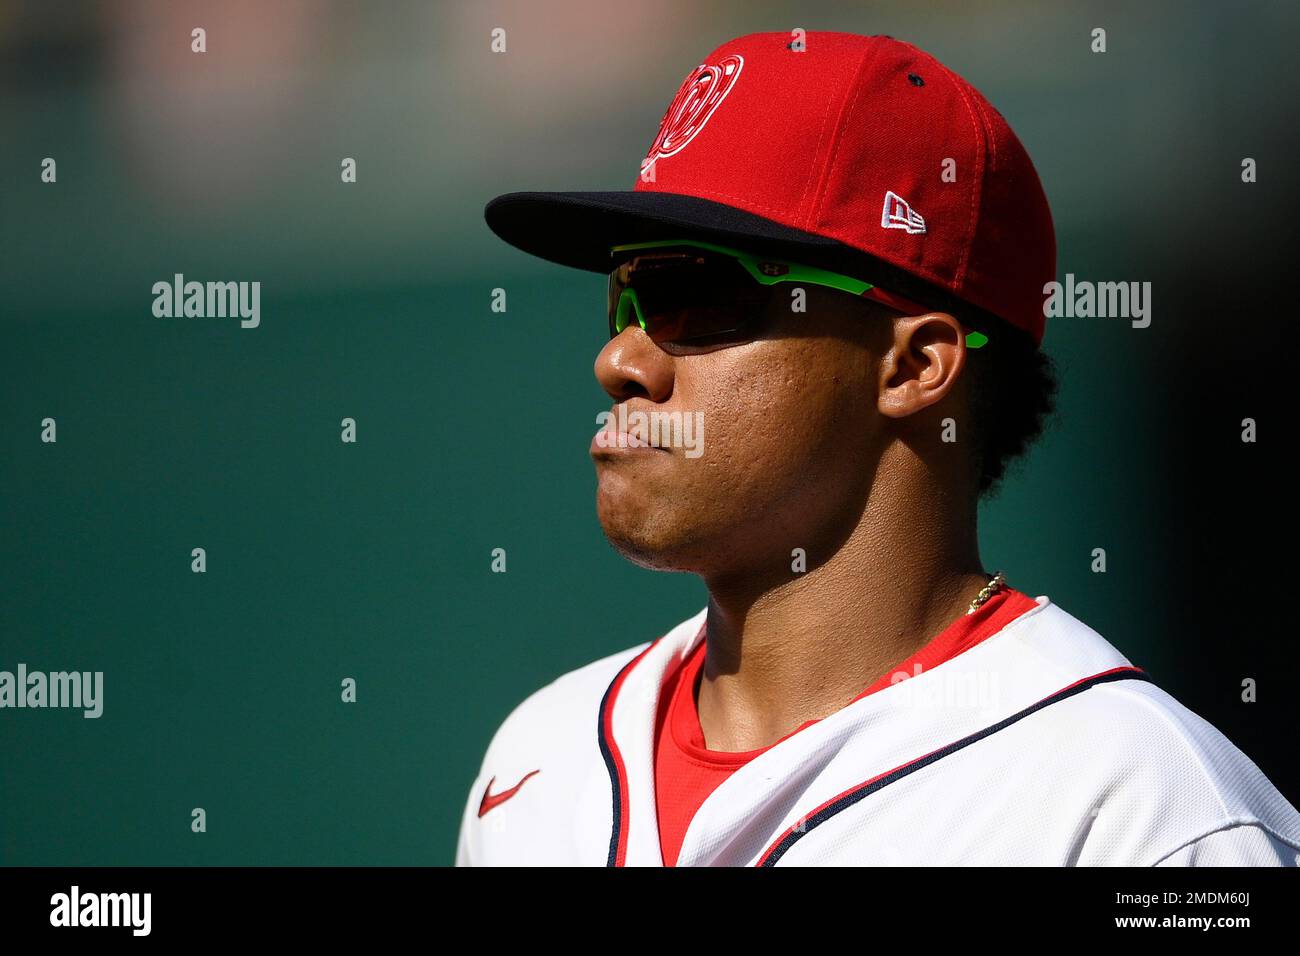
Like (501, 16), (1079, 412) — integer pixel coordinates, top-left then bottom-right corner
(458, 32), (1300, 866)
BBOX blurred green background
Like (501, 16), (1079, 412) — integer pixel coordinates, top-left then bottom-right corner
(2, 0), (1296, 864)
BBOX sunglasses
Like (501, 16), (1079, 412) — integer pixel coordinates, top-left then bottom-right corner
(607, 238), (988, 355)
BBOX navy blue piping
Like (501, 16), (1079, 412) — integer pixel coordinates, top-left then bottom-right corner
(598, 651), (649, 867)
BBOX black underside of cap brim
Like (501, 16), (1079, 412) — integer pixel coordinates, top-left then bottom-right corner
(483, 190), (844, 274)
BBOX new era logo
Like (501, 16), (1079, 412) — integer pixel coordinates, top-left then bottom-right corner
(881, 191), (926, 234)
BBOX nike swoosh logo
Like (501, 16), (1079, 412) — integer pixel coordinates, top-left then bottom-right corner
(478, 769), (540, 817)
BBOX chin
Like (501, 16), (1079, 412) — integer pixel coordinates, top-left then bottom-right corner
(596, 501), (678, 571)
(602, 533), (686, 573)
(595, 490), (711, 574)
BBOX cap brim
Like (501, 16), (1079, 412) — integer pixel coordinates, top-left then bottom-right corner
(484, 190), (848, 274)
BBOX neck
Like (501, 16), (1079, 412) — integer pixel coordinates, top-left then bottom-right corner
(696, 459), (988, 753)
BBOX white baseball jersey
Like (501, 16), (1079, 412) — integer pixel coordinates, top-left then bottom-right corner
(455, 596), (1300, 866)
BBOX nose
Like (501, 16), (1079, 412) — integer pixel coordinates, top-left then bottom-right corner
(594, 326), (675, 403)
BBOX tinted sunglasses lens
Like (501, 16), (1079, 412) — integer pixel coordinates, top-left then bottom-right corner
(607, 249), (769, 353)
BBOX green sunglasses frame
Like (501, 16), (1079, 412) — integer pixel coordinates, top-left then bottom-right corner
(610, 238), (989, 349)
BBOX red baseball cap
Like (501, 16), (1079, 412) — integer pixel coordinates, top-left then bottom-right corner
(485, 31), (1056, 344)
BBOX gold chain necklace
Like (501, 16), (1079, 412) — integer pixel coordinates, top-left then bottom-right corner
(966, 570), (1007, 615)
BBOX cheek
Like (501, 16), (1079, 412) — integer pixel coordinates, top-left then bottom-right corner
(678, 340), (876, 495)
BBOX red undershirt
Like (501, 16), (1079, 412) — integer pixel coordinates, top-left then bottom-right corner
(652, 587), (1040, 866)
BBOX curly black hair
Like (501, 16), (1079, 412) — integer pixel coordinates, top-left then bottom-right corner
(961, 316), (1059, 499)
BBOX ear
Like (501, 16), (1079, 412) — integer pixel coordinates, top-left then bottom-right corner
(877, 312), (968, 419)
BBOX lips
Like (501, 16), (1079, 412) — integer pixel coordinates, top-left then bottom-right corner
(594, 427), (650, 449)
(591, 427), (664, 455)
(591, 406), (671, 457)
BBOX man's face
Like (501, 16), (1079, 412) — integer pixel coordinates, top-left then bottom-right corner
(591, 279), (896, 580)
